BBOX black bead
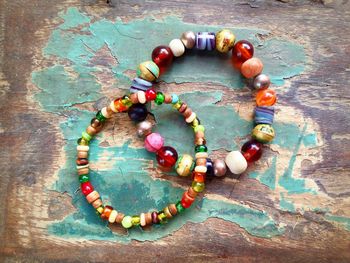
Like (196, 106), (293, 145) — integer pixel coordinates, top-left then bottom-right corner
(206, 158), (215, 178)
(128, 103), (148, 122)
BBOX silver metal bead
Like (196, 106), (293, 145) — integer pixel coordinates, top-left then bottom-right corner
(253, 74), (270, 90)
(136, 120), (153, 138)
(213, 159), (227, 177)
(180, 31), (196, 49)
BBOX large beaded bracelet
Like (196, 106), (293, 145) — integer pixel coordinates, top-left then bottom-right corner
(76, 88), (208, 228)
(133, 29), (276, 177)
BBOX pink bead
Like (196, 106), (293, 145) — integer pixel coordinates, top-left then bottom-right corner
(144, 133), (164, 152)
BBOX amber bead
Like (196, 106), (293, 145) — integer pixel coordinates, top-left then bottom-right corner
(90, 118), (103, 130)
(100, 205), (113, 220)
(152, 45), (174, 75)
(156, 146), (178, 168)
(241, 140), (263, 162)
(256, 89), (277, 106)
(232, 40), (254, 69)
(192, 172), (206, 183)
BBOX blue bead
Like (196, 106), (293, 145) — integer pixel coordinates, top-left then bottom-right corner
(206, 158), (214, 178)
(171, 94), (179, 104)
(128, 104), (148, 121)
(130, 78), (152, 93)
(255, 106), (275, 125)
(196, 32), (216, 51)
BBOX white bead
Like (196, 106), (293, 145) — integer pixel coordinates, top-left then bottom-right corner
(110, 100), (117, 112)
(108, 210), (118, 223)
(77, 145), (89, 152)
(194, 165), (207, 173)
(169, 39), (185, 57)
(140, 213), (146, 227)
(76, 164), (89, 170)
(101, 107), (112, 118)
(185, 112), (196, 123)
(137, 91), (146, 104)
(225, 151), (248, 174)
(195, 152), (208, 159)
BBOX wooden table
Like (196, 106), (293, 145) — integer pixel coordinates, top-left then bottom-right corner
(1, 1), (349, 262)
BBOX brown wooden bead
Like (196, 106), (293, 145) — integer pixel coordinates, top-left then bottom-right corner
(195, 131), (205, 139)
(163, 207), (173, 218)
(178, 103), (187, 113)
(130, 93), (139, 104)
(77, 151), (88, 158)
(188, 187), (198, 198)
(196, 157), (207, 166)
(86, 125), (97, 136)
(91, 198), (102, 208)
(183, 108), (192, 118)
(195, 137), (206, 146)
(86, 191), (100, 204)
(115, 212), (125, 224)
(76, 158), (88, 165)
(168, 204), (177, 216)
(77, 168), (89, 175)
(91, 118), (102, 129)
(145, 212), (153, 225)
(164, 94), (172, 104)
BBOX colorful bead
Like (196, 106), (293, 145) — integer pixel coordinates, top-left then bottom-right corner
(154, 92), (165, 105)
(96, 110), (106, 122)
(90, 118), (103, 130)
(156, 146), (178, 167)
(171, 94), (179, 104)
(215, 29), (235, 53)
(194, 125), (205, 133)
(231, 40), (254, 69)
(175, 154), (195, 177)
(145, 212), (153, 225)
(213, 159), (227, 177)
(76, 158), (88, 166)
(144, 133), (164, 152)
(180, 31), (196, 49)
(181, 191), (195, 208)
(253, 74), (270, 90)
(196, 32), (215, 51)
(101, 107), (112, 118)
(163, 207), (173, 218)
(140, 213), (146, 227)
(193, 172), (206, 183)
(96, 206), (104, 215)
(128, 103), (148, 122)
(108, 210), (118, 223)
(100, 205), (113, 220)
(137, 61), (160, 82)
(79, 174), (89, 183)
(86, 190), (100, 204)
(152, 211), (160, 224)
(137, 91), (147, 104)
(151, 46), (174, 74)
(241, 58), (263, 78)
(131, 216), (141, 226)
(112, 98), (129, 112)
(130, 77), (152, 93)
(115, 213), (125, 224)
(92, 199), (103, 209)
(252, 124), (275, 143)
(81, 182), (94, 196)
(192, 181), (205, 193)
(121, 216), (133, 228)
(77, 137), (89, 146)
(194, 165), (207, 173)
(241, 140), (263, 162)
(81, 131), (92, 142)
(136, 120), (153, 138)
(176, 201), (186, 213)
(185, 112), (197, 123)
(255, 106), (275, 125)
(169, 39), (185, 57)
(145, 88), (157, 101)
(225, 151), (248, 174)
(195, 145), (207, 153)
(157, 212), (167, 224)
(168, 204), (177, 216)
(256, 89), (277, 106)
(206, 158), (214, 178)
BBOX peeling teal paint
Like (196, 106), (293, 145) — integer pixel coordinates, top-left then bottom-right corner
(325, 214), (350, 231)
(31, 7), (342, 242)
(279, 193), (296, 212)
(303, 133), (318, 147)
(250, 156), (277, 190)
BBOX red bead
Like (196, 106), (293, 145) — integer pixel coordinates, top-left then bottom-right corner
(81, 182), (94, 196)
(231, 40), (254, 69)
(145, 88), (157, 101)
(192, 172), (206, 183)
(156, 146), (178, 167)
(151, 45), (174, 75)
(241, 140), (263, 162)
(181, 191), (195, 208)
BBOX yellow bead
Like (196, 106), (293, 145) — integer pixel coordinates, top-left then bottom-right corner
(137, 61), (160, 82)
(216, 29), (235, 53)
(252, 124), (275, 143)
(175, 154), (195, 177)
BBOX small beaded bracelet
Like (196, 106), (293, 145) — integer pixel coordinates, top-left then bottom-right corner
(76, 88), (208, 228)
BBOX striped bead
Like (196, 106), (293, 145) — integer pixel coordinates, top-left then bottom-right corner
(196, 32), (216, 51)
(130, 77), (152, 93)
(255, 106), (275, 125)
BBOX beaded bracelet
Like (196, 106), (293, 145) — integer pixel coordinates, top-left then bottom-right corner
(76, 88), (208, 228)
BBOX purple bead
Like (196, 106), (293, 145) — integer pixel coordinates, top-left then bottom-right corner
(130, 77), (152, 93)
(152, 211), (159, 224)
(254, 106), (275, 125)
(196, 32), (216, 51)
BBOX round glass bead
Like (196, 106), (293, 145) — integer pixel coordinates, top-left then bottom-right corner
(195, 145), (207, 153)
(144, 133), (164, 152)
(151, 45), (174, 75)
(81, 182), (94, 196)
(175, 154), (195, 177)
(256, 89), (277, 106)
(232, 40), (254, 69)
(192, 172), (206, 183)
(156, 146), (178, 167)
(137, 61), (160, 82)
(145, 88), (157, 101)
(79, 174), (89, 183)
(192, 181), (205, 193)
(77, 138), (89, 146)
(131, 216), (141, 226)
(121, 216), (133, 228)
(171, 94), (179, 104)
(96, 110), (106, 122)
(154, 92), (165, 105)
(241, 140), (263, 162)
(176, 201), (186, 213)
(216, 29), (235, 53)
(128, 103), (148, 122)
(252, 124), (275, 143)
(206, 158), (214, 178)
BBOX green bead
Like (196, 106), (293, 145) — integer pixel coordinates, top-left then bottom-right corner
(154, 92), (165, 105)
(82, 131), (92, 142)
(79, 174), (89, 183)
(195, 145), (207, 153)
(77, 138), (89, 145)
(131, 216), (140, 226)
(121, 216), (133, 228)
(176, 201), (185, 213)
(158, 212), (167, 224)
(194, 125), (205, 133)
(192, 181), (205, 193)
(122, 95), (133, 107)
(96, 110), (106, 122)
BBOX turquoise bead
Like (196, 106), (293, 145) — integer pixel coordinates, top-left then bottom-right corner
(171, 94), (179, 104)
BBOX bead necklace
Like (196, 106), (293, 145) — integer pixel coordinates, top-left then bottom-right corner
(75, 29), (277, 229)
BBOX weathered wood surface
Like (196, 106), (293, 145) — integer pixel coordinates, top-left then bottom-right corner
(0, 0), (350, 262)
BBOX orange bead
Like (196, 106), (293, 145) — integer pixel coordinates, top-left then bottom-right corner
(256, 89), (277, 106)
(192, 171), (206, 183)
(241, 58), (263, 78)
